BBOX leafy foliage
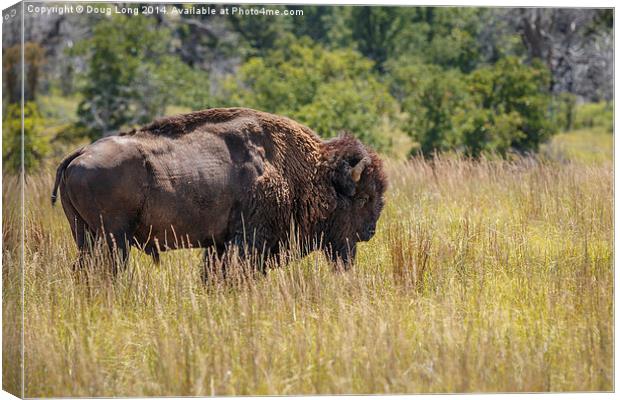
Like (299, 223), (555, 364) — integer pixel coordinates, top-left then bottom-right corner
(390, 56), (554, 157)
(461, 57), (554, 156)
(73, 15), (209, 139)
(218, 39), (396, 149)
(348, 7), (490, 73)
(227, 6), (294, 57)
(388, 60), (468, 154)
(296, 79), (395, 149)
(6, 6), (612, 158)
(2, 102), (50, 173)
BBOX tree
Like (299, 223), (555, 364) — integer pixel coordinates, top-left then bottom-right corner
(74, 15), (209, 139)
(389, 56), (555, 157)
(2, 44), (20, 105)
(171, 5), (246, 80)
(3, 42), (45, 104)
(387, 59), (469, 154)
(289, 6), (335, 45)
(463, 57), (554, 155)
(349, 7), (409, 71)
(509, 8), (613, 101)
(410, 7), (484, 73)
(296, 78), (395, 148)
(227, 6), (294, 57)
(24, 43), (45, 101)
(216, 38), (396, 149)
(347, 7), (489, 73)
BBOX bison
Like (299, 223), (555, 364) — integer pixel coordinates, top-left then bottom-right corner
(51, 108), (387, 276)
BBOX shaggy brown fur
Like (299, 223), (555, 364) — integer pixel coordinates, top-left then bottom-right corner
(52, 108), (387, 275)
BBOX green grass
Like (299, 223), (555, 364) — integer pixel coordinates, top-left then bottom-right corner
(542, 127), (613, 164)
(573, 102), (613, 133)
(3, 119), (613, 395)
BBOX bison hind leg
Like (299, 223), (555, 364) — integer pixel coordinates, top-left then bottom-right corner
(201, 235), (272, 285)
(201, 245), (227, 284)
(60, 192), (97, 271)
(228, 233), (272, 277)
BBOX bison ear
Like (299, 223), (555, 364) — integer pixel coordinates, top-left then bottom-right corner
(332, 157), (368, 197)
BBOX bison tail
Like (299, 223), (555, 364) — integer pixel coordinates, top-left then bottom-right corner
(51, 146), (84, 206)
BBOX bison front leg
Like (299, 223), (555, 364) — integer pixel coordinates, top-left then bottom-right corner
(324, 243), (356, 271)
(201, 234), (271, 284)
(232, 231), (273, 276)
(201, 246), (228, 284)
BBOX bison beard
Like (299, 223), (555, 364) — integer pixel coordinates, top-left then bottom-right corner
(51, 108), (387, 278)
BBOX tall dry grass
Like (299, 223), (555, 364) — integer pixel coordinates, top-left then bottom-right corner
(2, 153), (613, 396)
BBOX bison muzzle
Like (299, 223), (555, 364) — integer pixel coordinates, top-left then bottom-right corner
(51, 108), (387, 277)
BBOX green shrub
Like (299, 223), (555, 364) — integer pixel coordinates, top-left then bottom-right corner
(453, 108), (524, 157)
(295, 78), (395, 148)
(462, 57), (554, 156)
(387, 60), (468, 154)
(390, 56), (555, 157)
(2, 102), (50, 174)
(216, 38), (396, 149)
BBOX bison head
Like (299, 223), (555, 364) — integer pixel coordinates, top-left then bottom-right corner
(320, 134), (387, 266)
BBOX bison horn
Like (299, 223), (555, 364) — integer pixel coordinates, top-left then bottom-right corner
(351, 157), (371, 183)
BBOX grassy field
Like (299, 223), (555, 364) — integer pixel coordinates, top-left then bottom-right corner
(542, 127), (613, 164)
(2, 128), (613, 396)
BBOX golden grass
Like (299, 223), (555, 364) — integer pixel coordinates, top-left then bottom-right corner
(2, 151), (613, 395)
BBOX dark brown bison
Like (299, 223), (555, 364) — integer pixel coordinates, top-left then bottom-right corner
(51, 108), (387, 276)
